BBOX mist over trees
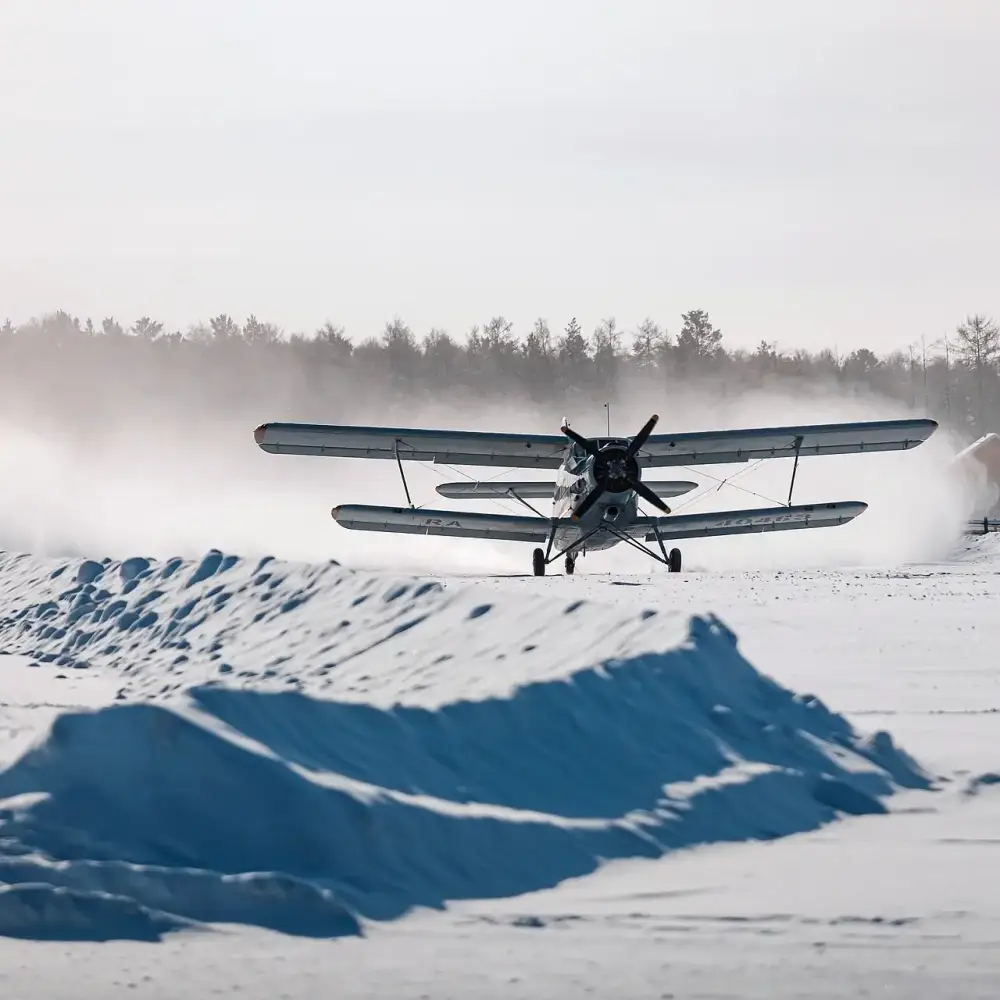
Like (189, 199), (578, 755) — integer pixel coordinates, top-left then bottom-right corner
(1, 307), (997, 443)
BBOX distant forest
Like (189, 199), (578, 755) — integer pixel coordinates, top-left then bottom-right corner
(2, 308), (998, 443)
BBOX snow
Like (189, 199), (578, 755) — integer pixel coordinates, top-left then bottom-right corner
(0, 532), (997, 996)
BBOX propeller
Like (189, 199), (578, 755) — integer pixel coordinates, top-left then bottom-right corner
(560, 413), (671, 521)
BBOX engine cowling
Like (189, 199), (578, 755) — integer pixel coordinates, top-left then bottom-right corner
(560, 414), (672, 522)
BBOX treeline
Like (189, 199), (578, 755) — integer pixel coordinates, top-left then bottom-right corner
(1, 307), (998, 441)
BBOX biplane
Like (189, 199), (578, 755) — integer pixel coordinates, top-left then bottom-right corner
(253, 414), (937, 575)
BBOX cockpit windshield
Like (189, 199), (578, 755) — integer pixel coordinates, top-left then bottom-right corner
(567, 444), (591, 475)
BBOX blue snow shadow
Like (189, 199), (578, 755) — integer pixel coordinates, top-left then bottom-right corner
(0, 616), (929, 940)
(191, 615), (928, 819)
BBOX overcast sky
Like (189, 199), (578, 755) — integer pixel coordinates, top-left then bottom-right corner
(1, 0), (997, 352)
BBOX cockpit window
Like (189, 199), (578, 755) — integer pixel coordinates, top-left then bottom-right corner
(567, 444), (590, 475)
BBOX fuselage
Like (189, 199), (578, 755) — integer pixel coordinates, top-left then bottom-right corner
(551, 440), (639, 553)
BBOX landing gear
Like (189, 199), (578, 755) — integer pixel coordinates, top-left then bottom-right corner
(534, 547), (578, 576)
(668, 547), (682, 574)
(532, 548), (546, 577)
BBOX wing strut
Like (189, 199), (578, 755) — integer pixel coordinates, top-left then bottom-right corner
(544, 521), (557, 562)
(651, 521), (670, 562)
(394, 439), (415, 508)
(786, 435), (804, 506)
(500, 486), (549, 520)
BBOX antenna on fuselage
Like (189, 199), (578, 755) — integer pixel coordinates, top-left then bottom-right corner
(604, 402), (610, 437)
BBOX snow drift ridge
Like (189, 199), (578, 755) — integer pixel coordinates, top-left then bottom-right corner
(0, 548), (930, 940)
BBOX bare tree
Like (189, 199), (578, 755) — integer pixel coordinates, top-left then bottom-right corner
(591, 317), (622, 395)
(953, 314), (1000, 431)
(631, 318), (664, 371)
(521, 318), (555, 399)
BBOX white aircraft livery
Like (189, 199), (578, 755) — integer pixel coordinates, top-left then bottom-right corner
(253, 414), (938, 575)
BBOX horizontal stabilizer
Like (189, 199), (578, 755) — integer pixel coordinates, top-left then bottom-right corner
(331, 505), (553, 543)
(634, 480), (698, 499)
(641, 500), (867, 542)
(436, 482), (557, 500)
(435, 480), (699, 500)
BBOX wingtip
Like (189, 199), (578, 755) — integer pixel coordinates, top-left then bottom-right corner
(254, 423), (267, 445)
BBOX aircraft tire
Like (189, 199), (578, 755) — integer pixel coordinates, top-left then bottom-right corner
(532, 548), (546, 577)
(668, 547), (682, 573)
(565, 553), (576, 575)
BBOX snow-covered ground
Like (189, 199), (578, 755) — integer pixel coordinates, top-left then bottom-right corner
(0, 533), (998, 998)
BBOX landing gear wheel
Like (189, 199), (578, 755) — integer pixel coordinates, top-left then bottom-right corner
(668, 547), (682, 574)
(532, 548), (546, 577)
(565, 553), (576, 575)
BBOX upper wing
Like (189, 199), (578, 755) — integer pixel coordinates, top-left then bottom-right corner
(255, 423), (568, 469)
(331, 504), (554, 543)
(635, 500), (867, 542)
(635, 418), (937, 468)
(255, 417), (936, 470)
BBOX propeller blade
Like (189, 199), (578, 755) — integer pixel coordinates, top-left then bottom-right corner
(626, 413), (659, 459)
(571, 485), (605, 521)
(560, 423), (600, 456)
(630, 478), (671, 514)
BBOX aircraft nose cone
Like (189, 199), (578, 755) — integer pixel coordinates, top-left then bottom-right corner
(254, 424), (267, 445)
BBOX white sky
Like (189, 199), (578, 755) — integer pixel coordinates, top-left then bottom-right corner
(1, 0), (998, 352)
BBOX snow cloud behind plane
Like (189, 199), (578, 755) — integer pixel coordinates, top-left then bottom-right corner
(0, 380), (973, 574)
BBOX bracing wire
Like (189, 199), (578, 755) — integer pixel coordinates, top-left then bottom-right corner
(634, 456), (787, 519)
(413, 446), (790, 523)
(408, 458), (544, 519)
(667, 457), (787, 514)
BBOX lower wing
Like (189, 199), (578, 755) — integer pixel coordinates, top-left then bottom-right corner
(331, 504), (555, 543)
(636, 500), (867, 541)
(330, 500), (865, 545)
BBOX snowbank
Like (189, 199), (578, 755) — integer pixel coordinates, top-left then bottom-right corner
(0, 549), (931, 940)
(0, 548), (699, 704)
(0, 883), (192, 942)
(948, 531), (1000, 564)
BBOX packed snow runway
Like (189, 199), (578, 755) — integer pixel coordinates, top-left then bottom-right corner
(0, 535), (998, 998)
